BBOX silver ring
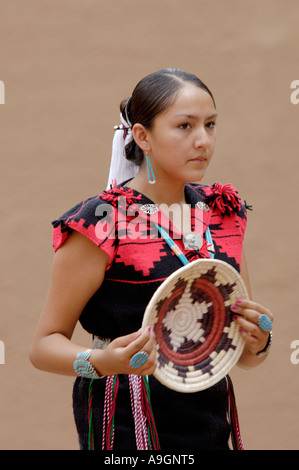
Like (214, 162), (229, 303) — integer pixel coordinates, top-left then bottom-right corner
(130, 351), (148, 368)
(258, 314), (272, 332)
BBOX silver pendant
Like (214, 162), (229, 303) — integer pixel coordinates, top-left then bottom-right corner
(196, 201), (209, 211)
(183, 232), (203, 251)
(140, 203), (159, 215)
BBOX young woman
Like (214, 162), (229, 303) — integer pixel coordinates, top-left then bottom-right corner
(30, 68), (274, 450)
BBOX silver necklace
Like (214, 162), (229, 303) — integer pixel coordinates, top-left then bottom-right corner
(140, 201), (209, 251)
(182, 202), (209, 250)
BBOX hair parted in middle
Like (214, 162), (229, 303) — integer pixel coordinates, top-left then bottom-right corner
(120, 68), (216, 166)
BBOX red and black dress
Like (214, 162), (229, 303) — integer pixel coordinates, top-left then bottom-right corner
(52, 181), (249, 450)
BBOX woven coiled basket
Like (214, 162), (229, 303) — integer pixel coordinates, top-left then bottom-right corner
(142, 258), (248, 393)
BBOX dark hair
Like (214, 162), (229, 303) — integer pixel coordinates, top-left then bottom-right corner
(120, 68), (215, 165)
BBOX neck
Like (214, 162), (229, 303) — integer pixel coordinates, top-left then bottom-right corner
(128, 166), (187, 206)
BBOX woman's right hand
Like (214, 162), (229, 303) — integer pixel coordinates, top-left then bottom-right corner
(30, 231), (157, 379)
(92, 327), (157, 377)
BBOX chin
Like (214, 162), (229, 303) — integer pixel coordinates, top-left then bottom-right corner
(186, 172), (206, 183)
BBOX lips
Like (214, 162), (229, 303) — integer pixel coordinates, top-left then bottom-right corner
(190, 156), (206, 163)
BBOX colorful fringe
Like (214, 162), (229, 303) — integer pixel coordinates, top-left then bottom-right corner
(88, 375), (160, 450)
(226, 374), (244, 450)
(102, 375), (119, 449)
(88, 374), (242, 450)
(129, 375), (160, 450)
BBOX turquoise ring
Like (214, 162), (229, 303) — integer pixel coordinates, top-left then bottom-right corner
(130, 351), (148, 368)
(258, 314), (272, 332)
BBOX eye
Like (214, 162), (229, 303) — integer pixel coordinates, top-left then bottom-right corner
(206, 121), (216, 129)
(179, 122), (191, 130)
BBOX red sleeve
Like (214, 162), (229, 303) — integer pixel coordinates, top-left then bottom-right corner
(51, 194), (118, 269)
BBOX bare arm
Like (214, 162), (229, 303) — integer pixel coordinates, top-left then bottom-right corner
(30, 231), (156, 377)
(234, 248), (273, 369)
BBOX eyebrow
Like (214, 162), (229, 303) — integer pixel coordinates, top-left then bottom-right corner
(174, 113), (218, 120)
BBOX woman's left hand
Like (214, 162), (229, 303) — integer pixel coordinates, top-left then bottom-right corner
(231, 299), (273, 356)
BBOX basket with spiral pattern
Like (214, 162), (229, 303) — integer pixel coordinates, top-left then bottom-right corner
(142, 258), (248, 393)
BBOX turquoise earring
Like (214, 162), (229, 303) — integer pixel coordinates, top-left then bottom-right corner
(146, 154), (156, 184)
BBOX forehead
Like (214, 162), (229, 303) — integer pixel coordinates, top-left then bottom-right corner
(162, 82), (216, 118)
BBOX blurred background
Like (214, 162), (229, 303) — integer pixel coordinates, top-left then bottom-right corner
(0, 0), (298, 450)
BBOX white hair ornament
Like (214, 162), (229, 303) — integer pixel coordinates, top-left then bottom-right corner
(106, 114), (139, 189)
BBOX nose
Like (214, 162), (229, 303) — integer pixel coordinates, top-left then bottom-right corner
(194, 126), (210, 149)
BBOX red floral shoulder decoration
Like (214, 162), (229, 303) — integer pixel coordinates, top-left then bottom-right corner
(101, 180), (142, 208)
(205, 183), (242, 216)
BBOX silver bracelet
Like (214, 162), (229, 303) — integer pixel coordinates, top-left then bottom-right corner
(73, 349), (104, 379)
(256, 331), (273, 357)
